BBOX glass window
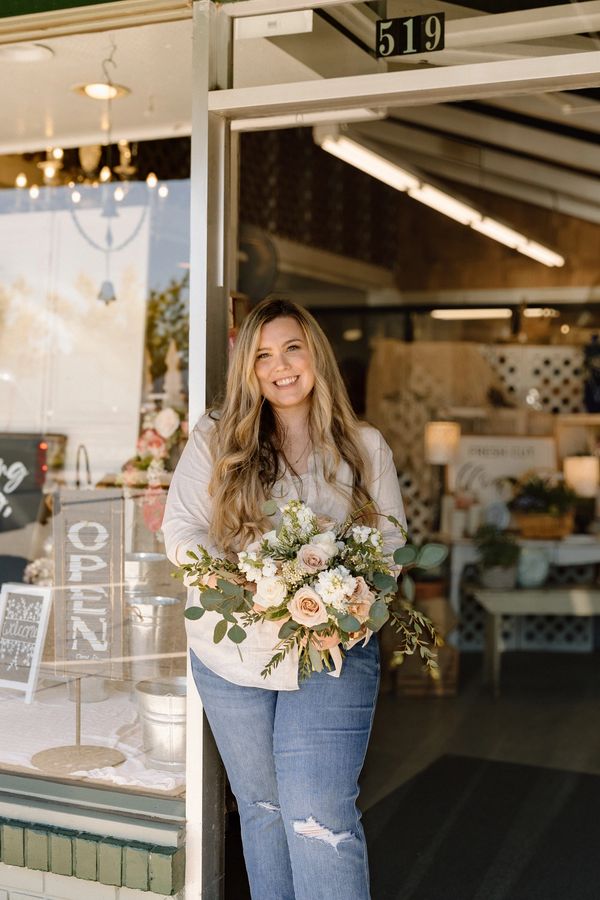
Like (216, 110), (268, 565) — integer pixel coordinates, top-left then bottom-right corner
(0, 178), (190, 797)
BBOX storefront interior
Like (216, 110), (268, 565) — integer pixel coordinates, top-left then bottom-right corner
(1, 1), (600, 897)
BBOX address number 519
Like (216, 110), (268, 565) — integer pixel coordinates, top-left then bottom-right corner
(376, 13), (445, 59)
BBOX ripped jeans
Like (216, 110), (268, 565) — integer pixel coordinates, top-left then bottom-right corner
(189, 638), (380, 900)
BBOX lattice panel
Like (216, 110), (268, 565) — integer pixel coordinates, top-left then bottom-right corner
(481, 345), (585, 413)
(517, 615), (593, 652)
(458, 579), (519, 653)
(458, 566), (595, 652)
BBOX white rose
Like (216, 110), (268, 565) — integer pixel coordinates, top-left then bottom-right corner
(296, 543), (330, 574)
(312, 531), (338, 559)
(288, 586), (329, 627)
(254, 576), (287, 609)
(154, 407), (180, 439)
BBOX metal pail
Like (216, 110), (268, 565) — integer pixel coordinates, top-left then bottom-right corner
(135, 676), (186, 770)
(126, 595), (184, 682)
(124, 552), (175, 592)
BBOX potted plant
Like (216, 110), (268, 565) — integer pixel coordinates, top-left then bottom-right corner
(506, 472), (577, 539)
(474, 524), (520, 589)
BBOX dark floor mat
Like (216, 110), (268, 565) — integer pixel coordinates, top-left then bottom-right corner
(363, 753), (600, 900)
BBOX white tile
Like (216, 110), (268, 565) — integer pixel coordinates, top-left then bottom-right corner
(43, 872), (117, 900)
(117, 889), (174, 900)
(0, 865), (44, 893)
(116, 889), (185, 900)
(10, 893), (43, 900)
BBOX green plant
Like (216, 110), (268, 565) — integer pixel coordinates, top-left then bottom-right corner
(473, 524), (520, 570)
(505, 473), (576, 516)
(145, 273), (189, 383)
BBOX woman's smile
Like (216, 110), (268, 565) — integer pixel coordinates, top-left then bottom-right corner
(255, 316), (315, 412)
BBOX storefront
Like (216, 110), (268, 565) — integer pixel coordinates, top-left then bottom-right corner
(1, 1), (600, 898)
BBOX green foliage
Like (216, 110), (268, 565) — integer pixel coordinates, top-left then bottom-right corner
(213, 620), (228, 643)
(145, 274), (189, 380)
(393, 545), (418, 566)
(227, 624), (247, 644)
(416, 543), (448, 569)
(184, 607), (204, 620)
(473, 524), (520, 569)
(506, 473), (577, 516)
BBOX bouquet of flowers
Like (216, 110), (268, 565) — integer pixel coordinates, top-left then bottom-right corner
(179, 499), (447, 681)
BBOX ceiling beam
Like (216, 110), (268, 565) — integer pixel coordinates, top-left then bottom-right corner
(391, 104), (600, 176)
(382, 145), (600, 226)
(209, 50), (600, 118)
(0, 0), (191, 43)
(444, 1), (600, 47)
(357, 118), (600, 205)
(484, 92), (600, 136)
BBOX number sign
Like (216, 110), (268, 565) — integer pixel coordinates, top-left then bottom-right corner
(53, 489), (124, 680)
(0, 583), (52, 703)
(376, 13), (445, 59)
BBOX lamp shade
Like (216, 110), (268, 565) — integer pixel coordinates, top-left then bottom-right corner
(563, 456), (599, 498)
(425, 421), (461, 465)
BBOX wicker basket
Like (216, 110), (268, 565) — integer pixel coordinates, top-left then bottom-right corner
(513, 512), (574, 539)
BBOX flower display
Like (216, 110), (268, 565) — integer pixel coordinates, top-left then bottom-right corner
(179, 499), (447, 681)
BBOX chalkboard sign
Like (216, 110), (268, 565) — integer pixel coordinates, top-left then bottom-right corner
(0, 433), (46, 533)
(0, 583), (52, 703)
(53, 489), (124, 680)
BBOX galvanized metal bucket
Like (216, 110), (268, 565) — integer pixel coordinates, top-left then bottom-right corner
(135, 676), (186, 771)
(126, 595), (184, 682)
(124, 552), (175, 593)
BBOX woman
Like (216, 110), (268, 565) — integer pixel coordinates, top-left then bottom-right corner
(163, 297), (406, 900)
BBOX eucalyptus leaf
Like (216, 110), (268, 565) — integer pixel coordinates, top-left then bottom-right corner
(338, 614), (361, 633)
(184, 607), (205, 620)
(262, 499), (278, 516)
(228, 623), (247, 644)
(200, 589), (224, 612)
(416, 543), (449, 569)
(401, 574), (416, 603)
(372, 572), (398, 594)
(278, 620), (299, 639)
(308, 644), (324, 673)
(218, 579), (243, 597)
(393, 545), (418, 566)
(369, 599), (390, 628)
(213, 619), (228, 643)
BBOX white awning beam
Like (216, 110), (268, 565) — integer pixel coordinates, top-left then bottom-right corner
(209, 50), (600, 119)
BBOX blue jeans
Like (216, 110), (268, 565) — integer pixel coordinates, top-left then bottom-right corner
(190, 639), (380, 900)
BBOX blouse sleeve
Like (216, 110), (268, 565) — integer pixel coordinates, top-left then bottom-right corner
(364, 427), (407, 556)
(161, 416), (219, 565)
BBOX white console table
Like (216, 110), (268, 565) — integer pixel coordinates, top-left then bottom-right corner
(449, 536), (600, 614)
(474, 588), (600, 697)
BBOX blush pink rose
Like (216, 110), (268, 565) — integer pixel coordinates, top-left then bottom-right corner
(288, 587), (329, 627)
(347, 577), (375, 621)
(296, 543), (330, 574)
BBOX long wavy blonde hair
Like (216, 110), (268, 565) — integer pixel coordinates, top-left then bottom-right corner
(208, 298), (375, 551)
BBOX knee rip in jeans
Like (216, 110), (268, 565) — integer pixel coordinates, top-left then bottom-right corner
(253, 801), (280, 812)
(292, 817), (354, 853)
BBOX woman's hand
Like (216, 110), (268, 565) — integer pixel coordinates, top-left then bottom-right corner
(311, 631), (340, 651)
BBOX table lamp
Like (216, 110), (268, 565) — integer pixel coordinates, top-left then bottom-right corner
(563, 455), (599, 533)
(424, 421), (461, 535)
(563, 456), (599, 498)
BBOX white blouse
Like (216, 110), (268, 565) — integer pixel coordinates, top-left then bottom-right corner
(162, 414), (407, 691)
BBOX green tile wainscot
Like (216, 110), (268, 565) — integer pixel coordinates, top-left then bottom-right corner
(0, 817), (184, 894)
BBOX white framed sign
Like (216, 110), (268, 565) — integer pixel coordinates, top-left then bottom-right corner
(449, 435), (557, 506)
(0, 583), (52, 703)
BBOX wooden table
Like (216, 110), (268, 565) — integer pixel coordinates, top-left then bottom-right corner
(473, 588), (600, 697)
